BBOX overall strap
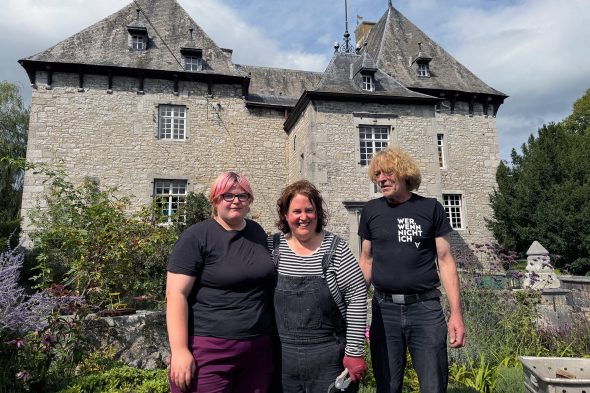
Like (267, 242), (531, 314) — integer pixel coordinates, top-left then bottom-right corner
(272, 232), (282, 268)
(321, 232), (341, 277)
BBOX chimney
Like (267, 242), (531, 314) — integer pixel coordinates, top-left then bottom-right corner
(355, 21), (375, 47)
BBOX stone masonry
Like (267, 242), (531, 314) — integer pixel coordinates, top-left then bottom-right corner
(19, 0), (507, 263)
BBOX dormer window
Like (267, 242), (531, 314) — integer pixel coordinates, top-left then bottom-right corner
(127, 9), (148, 51)
(417, 63), (429, 77)
(362, 74), (374, 91)
(181, 48), (203, 72)
(131, 34), (147, 50)
(412, 42), (432, 78)
(184, 55), (202, 71)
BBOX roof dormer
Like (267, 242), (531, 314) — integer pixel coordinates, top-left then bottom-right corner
(353, 51), (378, 92)
(180, 28), (203, 71)
(127, 8), (148, 51)
(411, 42), (432, 77)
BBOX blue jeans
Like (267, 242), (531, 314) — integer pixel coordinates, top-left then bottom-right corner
(370, 296), (448, 393)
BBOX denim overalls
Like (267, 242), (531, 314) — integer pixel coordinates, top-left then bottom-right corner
(272, 233), (356, 393)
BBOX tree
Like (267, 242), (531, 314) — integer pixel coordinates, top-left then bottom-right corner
(488, 89), (590, 274)
(0, 82), (29, 222)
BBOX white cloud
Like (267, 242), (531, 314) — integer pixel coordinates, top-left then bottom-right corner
(436, 0), (590, 159)
(2, 0), (588, 161)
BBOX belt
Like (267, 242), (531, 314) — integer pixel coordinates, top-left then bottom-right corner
(374, 288), (441, 305)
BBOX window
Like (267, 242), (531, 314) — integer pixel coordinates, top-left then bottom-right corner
(359, 126), (390, 166)
(443, 194), (464, 229)
(158, 105), (186, 140)
(437, 133), (446, 168)
(362, 75), (374, 92)
(184, 55), (202, 71)
(417, 63), (429, 77)
(154, 180), (187, 223)
(131, 34), (146, 50)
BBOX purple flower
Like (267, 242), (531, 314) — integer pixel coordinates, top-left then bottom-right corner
(41, 331), (56, 346)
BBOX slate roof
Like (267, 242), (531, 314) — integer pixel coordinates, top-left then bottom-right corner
(20, 0), (244, 78)
(362, 3), (507, 97)
(313, 51), (435, 100)
(236, 65), (323, 107)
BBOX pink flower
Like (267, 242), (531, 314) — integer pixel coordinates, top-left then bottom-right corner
(365, 326), (370, 343)
(5, 338), (25, 348)
(16, 371), (30, 381)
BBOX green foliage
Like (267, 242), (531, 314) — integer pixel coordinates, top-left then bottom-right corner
(175, 191), (212, 231)
(488, 89), (590, 271)
(1, 305), (88, 393)
(449, 354), (497, 393)
(448, 386), (479, 393)
(567, 257), (590, 276)
(56, 366), (169, 393)
(0, 218), (20, 252)
(26, 163), (178, 307)
(459, 289), (543, 363)
(492, 366), (525, 393)
(0, 82), (29, 222)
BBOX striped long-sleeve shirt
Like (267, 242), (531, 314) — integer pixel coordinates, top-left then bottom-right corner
(267, 232), (367, 357)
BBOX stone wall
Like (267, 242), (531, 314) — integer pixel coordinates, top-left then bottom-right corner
(22, 72), (287, 233)
(22, 70), (500, 256)
(288, 98), (498, 258)
(86, 311), (169, 370)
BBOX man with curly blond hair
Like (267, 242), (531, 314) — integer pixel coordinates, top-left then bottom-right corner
(358, 146), (465, 393)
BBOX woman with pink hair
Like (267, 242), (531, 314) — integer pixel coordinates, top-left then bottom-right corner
(166, 172), (275, 393)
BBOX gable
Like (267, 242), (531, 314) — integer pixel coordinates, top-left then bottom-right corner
(20, 0), (243, 78)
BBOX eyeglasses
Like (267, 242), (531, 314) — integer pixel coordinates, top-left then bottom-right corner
(221, 193), (251, 202)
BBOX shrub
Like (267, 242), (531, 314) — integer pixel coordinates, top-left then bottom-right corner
(493, 366), (525, 393)
(0, 218), (20, 252)
(56, 365), (169, 393)
(25, 164), (178, 308)
(565, 257), (590, 276)
(174, 191), (212, 231)
(1, 247), (86, 392)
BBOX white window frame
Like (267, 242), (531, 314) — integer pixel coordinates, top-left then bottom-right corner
(362, 75), (374, 92)
(359, 125), (390, 166)
(154, 179), (187, 224)
(437, 133), (446, 169)
(158, 105), (186, 140)
(131, 34), (146, 50)
(417, 63), (429, 77)
(443, 193), (464, 230)
(184, 55), (202, 71)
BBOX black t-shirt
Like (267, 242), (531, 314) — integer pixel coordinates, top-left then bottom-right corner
(167, 218), (275, 339)
(358, 193), (453, 294)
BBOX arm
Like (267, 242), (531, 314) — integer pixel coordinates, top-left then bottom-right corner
(358, 238), (373, 287)
(336, 242), (368, 381)
(166, 272), (197, 392)
(436, 234), (466, 348)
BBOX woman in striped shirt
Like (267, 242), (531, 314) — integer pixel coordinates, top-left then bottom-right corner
(269, 180), (368, 393)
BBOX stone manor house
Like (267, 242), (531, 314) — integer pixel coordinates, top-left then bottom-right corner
(19, 0), (507, 258)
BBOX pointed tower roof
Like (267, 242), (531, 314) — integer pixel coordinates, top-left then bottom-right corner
(284, 51), (438, 131)
(314, 52), (433, 99)
(362, 4), (506, 97)
(19, 0), (244, 78)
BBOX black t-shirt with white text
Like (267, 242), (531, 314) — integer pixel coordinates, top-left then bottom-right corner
(167, 218), (275, 339)
(358, 194), (453, 294)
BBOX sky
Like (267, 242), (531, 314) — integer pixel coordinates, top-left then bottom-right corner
(1, 0), (589, 161)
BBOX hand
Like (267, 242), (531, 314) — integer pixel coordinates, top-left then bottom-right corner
(448, 313), (466, 348)
(343, 355), (368, 382)
(170, 348), (196, 392)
